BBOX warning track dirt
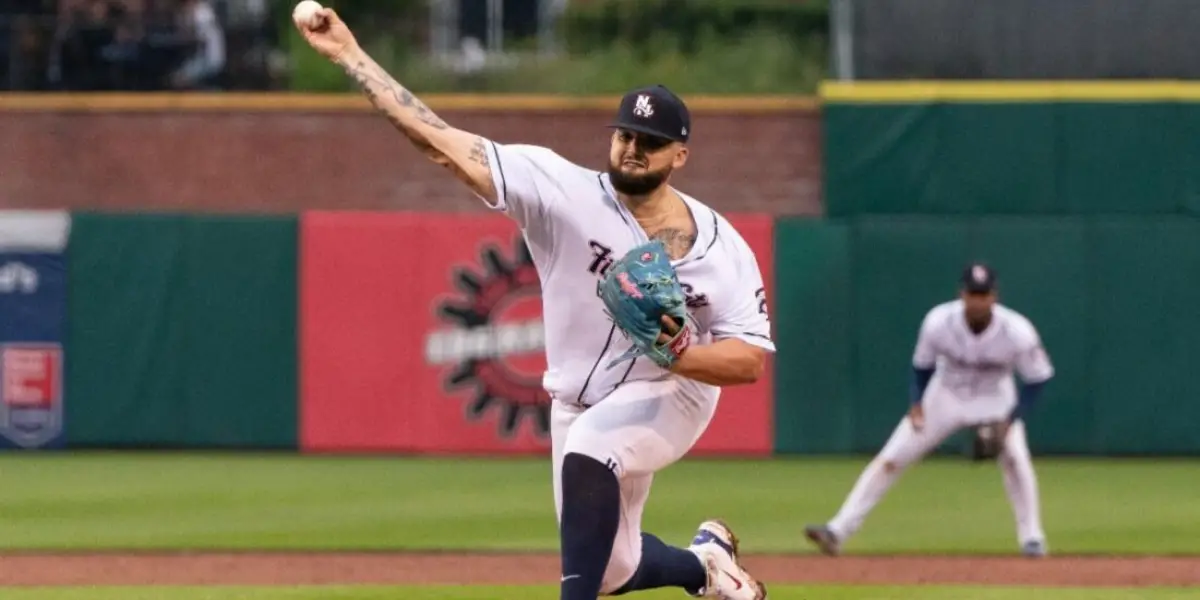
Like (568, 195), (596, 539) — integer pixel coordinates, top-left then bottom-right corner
(0, 552), (1197, 587)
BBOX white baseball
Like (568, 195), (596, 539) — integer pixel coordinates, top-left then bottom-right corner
(292, 0), (324, 28)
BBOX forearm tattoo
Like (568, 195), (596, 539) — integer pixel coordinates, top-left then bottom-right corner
(338, 57), (492, 194)
(468, 137), (490, 168)
(339, 58), (449, 131)
(650, 228), (697, 260)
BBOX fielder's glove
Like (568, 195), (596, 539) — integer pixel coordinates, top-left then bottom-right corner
(597, 240), (694, 370)
(972, 421), (1008, 461)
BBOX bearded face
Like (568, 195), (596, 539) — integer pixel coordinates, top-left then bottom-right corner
(607, 129), (686, 196)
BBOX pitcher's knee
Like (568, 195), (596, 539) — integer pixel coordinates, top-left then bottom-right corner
(563, 431), (624, 478)
(877, 454), (912, 474)
(599, 547), (641, 595)
(1000, 447), (1028, 468)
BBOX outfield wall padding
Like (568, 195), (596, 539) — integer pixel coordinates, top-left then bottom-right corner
(65, 214), (298, 448)
(773, 215), (1199, 455)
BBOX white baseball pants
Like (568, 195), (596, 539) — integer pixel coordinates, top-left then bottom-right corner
(550, 379), (718, 594)
(826, 383), (1046, 547)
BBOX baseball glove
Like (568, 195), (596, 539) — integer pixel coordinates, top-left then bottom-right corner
(971, 421), (1008, 461)
(597, 240), (694, 370)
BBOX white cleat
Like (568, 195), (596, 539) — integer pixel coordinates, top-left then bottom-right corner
(687, 519), (767, 600)
(803, 524), (841, 556)
(1022, 539), (1048, 558)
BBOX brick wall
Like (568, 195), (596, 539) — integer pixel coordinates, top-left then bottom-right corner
(0, 104), (823, 215)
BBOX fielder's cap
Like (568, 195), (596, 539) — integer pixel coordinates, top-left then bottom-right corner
(609, 84), (691, 143)
(961, 262), (997, 293)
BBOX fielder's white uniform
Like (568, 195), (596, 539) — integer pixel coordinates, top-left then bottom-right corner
(475, 141), (775, 592)
(825, 299), (1053, 549)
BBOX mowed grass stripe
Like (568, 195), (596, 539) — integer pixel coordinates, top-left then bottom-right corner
(0, 453), (1196, 554)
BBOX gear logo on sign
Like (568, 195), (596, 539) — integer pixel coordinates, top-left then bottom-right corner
(423, 235), (551, 439)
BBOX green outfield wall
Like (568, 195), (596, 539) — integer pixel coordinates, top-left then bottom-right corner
(821, 81), (1200, 217)
(49, 212), (1200, 457)
(13, 78), (1200, 460)
(64, 213), (298, 448)
(772, 215), (1200, 455)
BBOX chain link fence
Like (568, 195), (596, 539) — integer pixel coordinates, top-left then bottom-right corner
(834, 0), (1200, 80)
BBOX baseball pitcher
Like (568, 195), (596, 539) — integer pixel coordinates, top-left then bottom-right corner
(805, 263), (1053, 558)
(296, 6), (772, 600)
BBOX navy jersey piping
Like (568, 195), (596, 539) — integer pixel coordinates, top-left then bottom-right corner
(712, 330), (773, 342)
(598, 173), (648, 243)
(617, 357), (637, 386)
(490, 141), (508, 204)
(674, 208), (720, 268)
(575, 321), (618, 406)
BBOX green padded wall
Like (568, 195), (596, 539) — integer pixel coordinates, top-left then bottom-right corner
(824, 104), (1058, 216)
(822, 82), (1200, 217)
(773, 216), (1197, 455)
(773, 219), (854, 453)
(66, 213), (298, 448)
(1087, 219), (1200, 453)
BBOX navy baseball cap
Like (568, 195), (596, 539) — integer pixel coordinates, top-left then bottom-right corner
(609, 85), (691, 143)
(961, 262), (997, 293)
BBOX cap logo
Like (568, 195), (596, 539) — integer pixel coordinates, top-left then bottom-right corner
(972, 265), (987, 283)
(633, 94), (654, 118)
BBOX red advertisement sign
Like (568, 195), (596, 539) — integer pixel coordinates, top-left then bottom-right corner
(2, 345), (60, 407)
(300, 211), (774, 455)
(0, 343), (64, 449)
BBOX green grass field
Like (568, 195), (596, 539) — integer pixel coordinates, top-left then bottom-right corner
(7, 587), (1200, 600)
(2, 452), (1198, 597)
(1, 452), (1197, 554)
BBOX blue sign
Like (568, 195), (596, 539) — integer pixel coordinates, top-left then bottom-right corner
(0, 252), (66, 450)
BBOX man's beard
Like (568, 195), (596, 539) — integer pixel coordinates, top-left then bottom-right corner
(966, 311), (992, 333)
(608, 159), (672, 196)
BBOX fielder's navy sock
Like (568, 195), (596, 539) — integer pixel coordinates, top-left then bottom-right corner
(559, 452), (621, 600)
(611, 532), (708, 595)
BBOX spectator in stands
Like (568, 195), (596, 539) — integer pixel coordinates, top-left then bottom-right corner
(1, 0), (57, 89)
(49, 0), (123, 90)
(168, 0), (222, 89)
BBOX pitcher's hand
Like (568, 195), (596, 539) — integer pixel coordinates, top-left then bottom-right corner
(908, 403), (925, 432)
(295, 7), (358, 63)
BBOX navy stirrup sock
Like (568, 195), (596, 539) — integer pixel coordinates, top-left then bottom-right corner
(611, 533), (709, 596)
(559, 452), (621, 600)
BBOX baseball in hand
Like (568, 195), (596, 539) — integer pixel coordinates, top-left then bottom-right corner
(292, 0), (324, 29)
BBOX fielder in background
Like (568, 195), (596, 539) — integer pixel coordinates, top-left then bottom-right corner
(295, 5), (771, 600)
(804, 263), (1053, 558)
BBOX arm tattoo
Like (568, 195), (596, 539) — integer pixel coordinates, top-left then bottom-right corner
(337, 56), (492, 196)
(398, 87), (449, 130)
(468, 137), (490, 168)
(339, 58), (449, 131)
(650, 228), (697, 260)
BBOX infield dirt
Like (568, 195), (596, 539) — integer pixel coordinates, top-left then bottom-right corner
(0, 552), (1197, 587)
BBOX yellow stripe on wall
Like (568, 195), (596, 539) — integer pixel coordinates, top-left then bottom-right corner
(0, 93), (818, 113)
(820, 80), (1200, 103)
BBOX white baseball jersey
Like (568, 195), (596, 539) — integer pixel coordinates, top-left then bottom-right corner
(912, 299), (1054, 401)
(475, 141), (776, 407)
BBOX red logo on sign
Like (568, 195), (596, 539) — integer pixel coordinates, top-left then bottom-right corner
(0, 343), (64, 448)
(2, 346), (60, 408)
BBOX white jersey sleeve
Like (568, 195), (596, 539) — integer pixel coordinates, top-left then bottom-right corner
(912, 307), (943, 369)
(479, 141), (576, 233)
(1012, 318), (1055, 384)
(709, 235), (775, 353)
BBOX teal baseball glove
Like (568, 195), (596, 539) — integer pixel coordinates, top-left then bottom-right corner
(597, 240), (695, 369)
